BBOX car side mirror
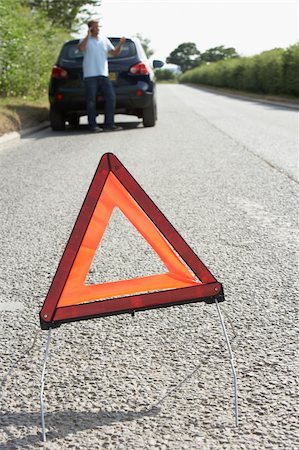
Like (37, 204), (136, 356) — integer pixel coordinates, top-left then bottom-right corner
(152, 60), (164, 69)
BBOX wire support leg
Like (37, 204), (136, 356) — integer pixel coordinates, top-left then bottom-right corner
(40, 328), (52, 443)
(215, 300), (239, 426)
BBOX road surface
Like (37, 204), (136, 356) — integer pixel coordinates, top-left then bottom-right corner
(0, 85), (298, 449)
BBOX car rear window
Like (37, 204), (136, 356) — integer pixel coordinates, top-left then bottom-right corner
(61, 45), (83, 61)
(109, 39), (136, 59)
(61, 39), (136, 61)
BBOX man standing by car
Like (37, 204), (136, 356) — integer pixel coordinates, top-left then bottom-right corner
(79, 20), (125, 132)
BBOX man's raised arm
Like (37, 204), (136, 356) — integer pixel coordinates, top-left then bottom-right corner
(78, 29), (91, 52)
(109, 37), (126, 57)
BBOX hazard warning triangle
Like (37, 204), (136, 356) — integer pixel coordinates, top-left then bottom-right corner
(40, 153), (223, 329)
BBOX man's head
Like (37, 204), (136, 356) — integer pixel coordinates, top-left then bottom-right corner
(88, 20), (100, 37)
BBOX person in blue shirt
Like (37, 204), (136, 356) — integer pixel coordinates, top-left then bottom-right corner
(79, 21), (126, 132)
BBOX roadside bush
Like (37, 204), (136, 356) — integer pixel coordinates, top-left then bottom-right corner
(155, 69), (177, 82)
(179, 44), (299, 97)
(0, 0), (69, 98)
(282, 43), (299, 96)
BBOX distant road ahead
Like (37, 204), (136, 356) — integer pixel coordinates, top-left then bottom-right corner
(170, 84), (298, 182)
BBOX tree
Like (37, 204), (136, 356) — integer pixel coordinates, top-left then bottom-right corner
(201, 46), (239, 62)
(166, 42), (201, 73)
(23, 0), (101, 30)
(135, 33), (154, 58)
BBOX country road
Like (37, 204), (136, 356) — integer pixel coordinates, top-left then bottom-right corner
(0, 85), (298, 449)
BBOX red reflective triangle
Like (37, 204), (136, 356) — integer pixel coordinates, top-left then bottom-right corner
(40, 153), (223, 329)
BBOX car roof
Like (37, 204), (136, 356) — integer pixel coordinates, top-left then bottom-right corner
(65, 36), (140, 45)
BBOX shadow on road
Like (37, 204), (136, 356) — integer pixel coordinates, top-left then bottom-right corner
(0, 406), (160, 448)
(30, 120), (144, 141)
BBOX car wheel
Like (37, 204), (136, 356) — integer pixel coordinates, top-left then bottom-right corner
(50, 109), (65, 131)
(68, 114), (80, 127)
(142, 99), (156, 127)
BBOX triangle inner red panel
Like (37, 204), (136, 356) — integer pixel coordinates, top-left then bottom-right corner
(40, 153), (223, 329)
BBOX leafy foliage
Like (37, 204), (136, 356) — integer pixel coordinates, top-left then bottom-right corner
(135, 33), (155, 58)
(282, 43), (299, 95)
(167, 43), (239, 72)
(201, 46), (239, 62)
(166, 43), (201, 73)
(0, 0), (69, 98)
(23, 0), (101, 30)
(155, 69), (176, 81)
(179, 44), (299, 96)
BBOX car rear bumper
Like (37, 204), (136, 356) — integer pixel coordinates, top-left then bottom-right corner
(49, 82), (154, 115)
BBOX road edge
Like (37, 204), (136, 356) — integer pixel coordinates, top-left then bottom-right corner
(182, 83), (299, 110)
(0, 121), (50, 146)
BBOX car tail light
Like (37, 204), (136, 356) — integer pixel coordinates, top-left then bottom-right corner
(52, 65), (68, 78)
(129, 62), (150, 75)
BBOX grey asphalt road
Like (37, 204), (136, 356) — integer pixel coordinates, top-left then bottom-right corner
(0, 85), (298, 449)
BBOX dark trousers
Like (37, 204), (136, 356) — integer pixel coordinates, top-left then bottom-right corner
(84, 76), (116, 128)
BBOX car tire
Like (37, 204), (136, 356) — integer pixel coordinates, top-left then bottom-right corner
(142, 99), (156, 127)
(50, 109), (65, 131)
(68, 114), (80, 127)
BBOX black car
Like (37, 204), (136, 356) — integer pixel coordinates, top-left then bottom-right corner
(48, 37), (164, 130)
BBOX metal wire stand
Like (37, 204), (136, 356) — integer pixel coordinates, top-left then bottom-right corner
(39, 300), (238, 443)
(215, 299), (239, 426)
(40, 327), (53, 443)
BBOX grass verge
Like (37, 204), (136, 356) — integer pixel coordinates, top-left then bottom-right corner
(0, 96), (49, 136)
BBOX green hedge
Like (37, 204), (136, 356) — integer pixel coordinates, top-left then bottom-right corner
(155, 69), (177, 81)
(0, 0), (69, 98)
(180, 44), (299, 96)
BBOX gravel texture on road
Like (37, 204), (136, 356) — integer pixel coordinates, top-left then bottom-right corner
(0, 85), (298, 449)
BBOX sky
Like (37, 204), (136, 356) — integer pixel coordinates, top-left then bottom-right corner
(82, 0), (299, 60)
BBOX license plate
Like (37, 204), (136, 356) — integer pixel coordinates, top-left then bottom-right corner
(109, 72), (116, 81)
